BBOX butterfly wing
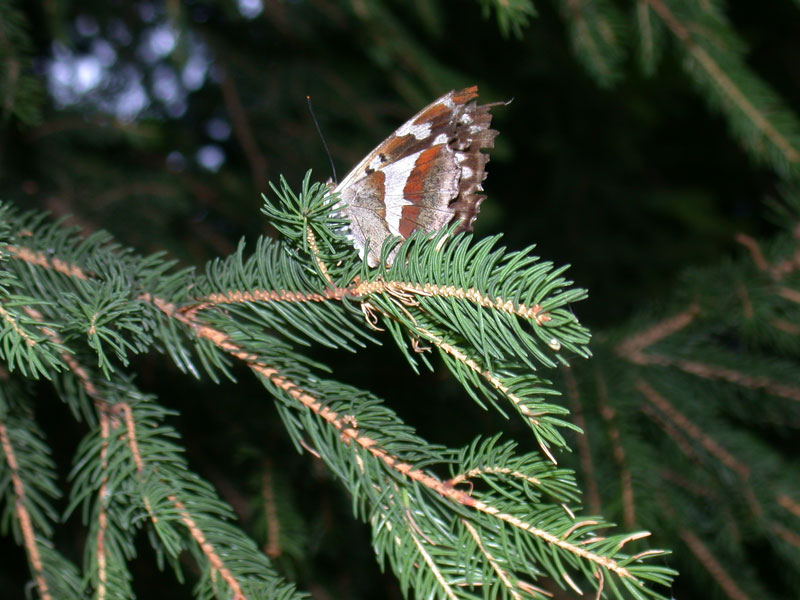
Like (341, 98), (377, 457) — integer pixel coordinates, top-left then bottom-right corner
(334, 86), (498, 266)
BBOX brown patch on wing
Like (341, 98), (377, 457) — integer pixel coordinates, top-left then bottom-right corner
(413, 101), (449, 126)
(403, 145), (443, 199)
(399, 205), (423, 238)
(399, 145), (447, 237)
(377, 87), (482, 167)
(358, 170), (386, 217)
(378, 134), (420, 163)
(451, 86), (479, 105)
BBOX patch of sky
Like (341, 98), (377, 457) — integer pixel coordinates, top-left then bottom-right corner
(196, 145), (226, 172)
(237, 0), (264, 19)
(206, 117), (231, 141)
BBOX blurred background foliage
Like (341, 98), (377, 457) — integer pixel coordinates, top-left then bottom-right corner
(2, 0), (800, 598)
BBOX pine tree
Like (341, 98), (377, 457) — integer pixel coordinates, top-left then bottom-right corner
(1, 1), (799, 599)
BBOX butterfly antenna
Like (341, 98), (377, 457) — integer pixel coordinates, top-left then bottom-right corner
(307, 95), (338, 183)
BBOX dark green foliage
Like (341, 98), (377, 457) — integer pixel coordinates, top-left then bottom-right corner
(1, 0), (799, 599)
(0, 182), (675, 598)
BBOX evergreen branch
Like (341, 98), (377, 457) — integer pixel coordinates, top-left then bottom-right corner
(73, 410), (148, 599)
(0, 380), (82, 600)
(563, 367), (603, 515)
(182, 236), (372, 353)
(477, 0), (537, 39)
(179, 228), (586, 419)
(305, 225), (335, 287)
(5, 244), (90, 279)
(152, 225), (586, 457)
(2, 214), (160, 378)
(5, 0), (800, 593)
(635, 0), (663, 75)
(1, 191), (670, 596)
(367, 231), (591, 371)
(6, 274), (304, 599)
(339, 232), (590, 448)
(352, 277), (553, 325)
(0, 300), (67, 379)
(0, 3), (43, 125)
(28, 329), (139, 597)
(645, 0), (800, 176)
(3, 214), (215, 383)
(616, 304), (699, 362)
(677, 529), (749, 600)
(636, 379), (750, 479)
(448, 436), (581, 505)
(563, 210), (800, 598)
(262, 174), (353, 266)
(637, 374), (800, 549)
(0, 417), (52, 599)
(619, 304), (800, 402)
(0, 249), (72, 380)
(93, 408), (122, 600)
(169, 495), (249, 600)
(557, 0), (627, 87)
(461, 518), (521, 600)
(66, 383), (307, 600)
(416, 327), (572, 463)
(155, 298), (674, 597)
(595, 376), (636, 530)
(646, 352), (800, 402)
(21, 305), (110, 424)
(407, 523), (458, 599)
(181, 283), (347, 319)
(217, 64), (269, 193)
(183, 178), (590, 439)
(120, 401), (306, 599)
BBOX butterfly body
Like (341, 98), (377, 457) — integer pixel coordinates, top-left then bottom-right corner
(334, 86), (498, 266)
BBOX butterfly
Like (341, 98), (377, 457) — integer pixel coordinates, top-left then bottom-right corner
(333, 86), (499, 266)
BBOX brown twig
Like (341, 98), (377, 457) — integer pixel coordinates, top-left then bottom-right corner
(95, 412), (111, 600)
(218, 65), (269, 193)
(118, 401), (248, 599)
(636, 380), (749, 477)
(596, 373), (635, 528)
(646, 0), (799, 165)
(563, 367), (602, 514)
(0, 420), (51, 600)
(679, 529), (750, 600)
(616, 304), (699, 362)
(352, 279), (552, 325)
(148, 293), (640, 581)
(261, 461), (282, 558)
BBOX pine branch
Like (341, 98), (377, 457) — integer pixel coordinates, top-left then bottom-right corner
(261, 176), (592, 459)
(561, 196), (800, 598)
(3, 0), (800, 597)
(63, 380), (308, 600)
(0, 2), (43, 125)
(0, 169), (678, 598)
(477, 0), (537, 39)
(0, 379), (82, 600)
(145, 179), (673, 598)
(556, 0), (627, 88)
(547, 0), (800, 182)
(643, 0), (800, 177)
